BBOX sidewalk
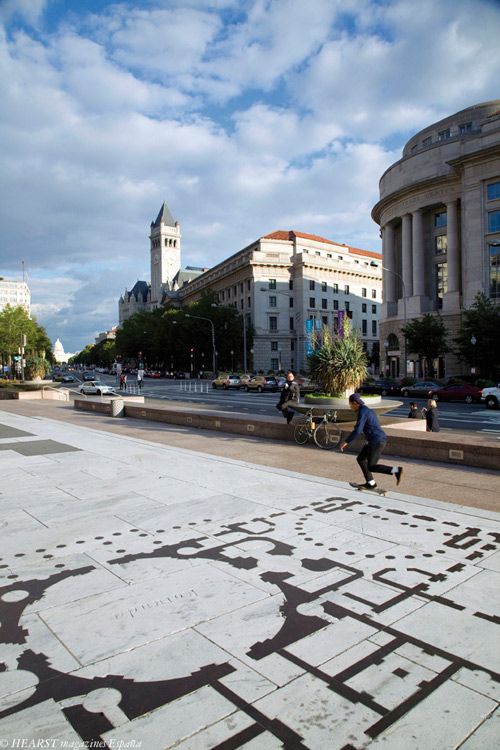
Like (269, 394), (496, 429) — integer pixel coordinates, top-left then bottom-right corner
(0, 401), (499, 749)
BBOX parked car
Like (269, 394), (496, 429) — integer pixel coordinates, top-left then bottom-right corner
(60, 374), (76, 383)
(431, 383), (483, 404)
(357, 379), (401, 396)
(244, 375), (279, 393)
(239, 373), (252, 384)
(276, 376), (286, 388)
(145, 370), (161, 378)
(79, 381), (116, 396)
(82, 371), (96, 381)
(400, 381), (441, 398)
(212, 373), (241, 389)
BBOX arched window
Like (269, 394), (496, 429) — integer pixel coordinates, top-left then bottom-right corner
(387, 333), (399, 349)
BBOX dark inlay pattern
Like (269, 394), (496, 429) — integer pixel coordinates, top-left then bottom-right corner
(0, 440), (81, 456)
(0, 493), (498, 748)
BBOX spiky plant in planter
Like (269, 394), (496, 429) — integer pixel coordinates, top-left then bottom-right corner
(307, 321), (368, 398)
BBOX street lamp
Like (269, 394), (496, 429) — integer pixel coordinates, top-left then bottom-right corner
(470, 334), (477, 375)
(184, 314), (217, 377)
(230, 349), (234, 371)
(371, 261), (407, 378)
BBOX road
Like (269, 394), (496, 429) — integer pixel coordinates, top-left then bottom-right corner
(69, 374), (500, 438)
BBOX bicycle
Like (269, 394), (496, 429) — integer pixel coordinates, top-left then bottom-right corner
(293, 409), (342, 450)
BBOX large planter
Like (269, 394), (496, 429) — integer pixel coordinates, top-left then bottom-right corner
(302, 394), (401, 421)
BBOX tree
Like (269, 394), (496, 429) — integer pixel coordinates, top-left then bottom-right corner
(0, 305), (54, 369)
(454, 293), (500, 380)
(401, 314), (449, 377)
(307, 321), (368, 397)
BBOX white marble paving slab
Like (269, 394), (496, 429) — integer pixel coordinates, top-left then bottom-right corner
(452, 667), (500, 702)
(0, 699), (84, 743)
(394, 600), (500, 673)
(41, 563), (269, 664)
(457, 707), (500, 749)
(368, 680), (496, 749)
(444, 568), (500, 617)
(285, 616), (377, 667)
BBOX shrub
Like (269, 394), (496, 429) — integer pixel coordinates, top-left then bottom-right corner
(307, 322), (368, 398)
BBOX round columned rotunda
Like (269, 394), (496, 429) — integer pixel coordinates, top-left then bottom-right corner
(372, 100), (500, 378)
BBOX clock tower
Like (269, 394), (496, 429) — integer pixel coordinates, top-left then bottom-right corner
(149, 201), (181, 305)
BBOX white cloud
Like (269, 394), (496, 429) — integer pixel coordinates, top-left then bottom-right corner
(1, 0), (499, 351)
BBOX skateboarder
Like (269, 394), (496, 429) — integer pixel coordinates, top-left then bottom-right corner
(340, 393), (403, 490)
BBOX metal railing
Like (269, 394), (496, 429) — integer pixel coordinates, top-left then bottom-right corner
(179, 380), (210, 393)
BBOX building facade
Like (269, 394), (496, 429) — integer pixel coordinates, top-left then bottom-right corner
(0, 276), (30, 315)
(179, 230), (382, 374)
(372, 100), (500, 378)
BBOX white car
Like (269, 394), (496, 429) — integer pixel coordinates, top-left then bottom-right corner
(79, 381), (116, 396)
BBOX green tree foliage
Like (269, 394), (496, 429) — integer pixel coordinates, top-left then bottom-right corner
(0, 304), (54, 364)
(307, 321), (368, 397)
(454, 293), (500, 379)
(401, 313), (449, 377)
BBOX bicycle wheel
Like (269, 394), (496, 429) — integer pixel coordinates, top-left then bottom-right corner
(294, 422), (310, 445)
(314, 422), (341, 449)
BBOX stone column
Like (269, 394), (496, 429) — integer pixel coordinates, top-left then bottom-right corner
(401, 214), (413, 297)
(412, 209), (425, 296)
(382, 224), (396, 302)
(446, 200), (459, 293)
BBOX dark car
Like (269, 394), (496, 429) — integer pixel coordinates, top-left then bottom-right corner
(244, 375), (279, 393)
(357, 379), (401, 396)
(82, 371), (96, 381)
(431, 383), (482, 404)
(400, 380), (441, 398)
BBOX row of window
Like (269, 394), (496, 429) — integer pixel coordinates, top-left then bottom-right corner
(151, 238), (177, 248)
(267, 316), (377, 336)
(411, 121), (474, 153)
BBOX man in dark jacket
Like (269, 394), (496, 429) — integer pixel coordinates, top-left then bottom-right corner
(340, 393), (403, 489)
(277, 370), (300, 424)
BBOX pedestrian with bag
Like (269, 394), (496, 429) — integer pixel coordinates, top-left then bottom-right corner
(276, 370), (300, 424)
(340, 393), (403, 490)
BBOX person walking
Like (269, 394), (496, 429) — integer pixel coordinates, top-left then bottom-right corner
(408, 402), (422, 419)
(340, 393), (403, 490)
(276, 370), (300, 424)
(137, 368), (144, 391)
(422, 399), (440, 432)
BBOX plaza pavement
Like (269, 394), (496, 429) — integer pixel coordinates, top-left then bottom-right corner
(0, 400), (499, 749)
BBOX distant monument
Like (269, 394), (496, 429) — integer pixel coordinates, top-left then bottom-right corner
(53, 338), (67, 364)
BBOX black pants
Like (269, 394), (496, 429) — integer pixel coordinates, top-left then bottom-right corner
(357, 441), (392, 483)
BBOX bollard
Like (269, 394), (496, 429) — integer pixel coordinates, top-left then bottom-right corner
(110, 398), (125, 418)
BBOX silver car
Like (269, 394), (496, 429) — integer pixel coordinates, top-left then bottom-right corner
(79, 381), (116, 396)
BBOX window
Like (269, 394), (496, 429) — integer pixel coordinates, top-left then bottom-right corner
(372, 320), (377, 336)
(239, 283), (243, 292)
(233, 285), (237, 295)
(435, 211), (447, 228)
(459, 121), (473, 134)
(289, 297), (294, 307)
(247, 296), (251, 307)
(488, 211), (500, 233)
(487, 182), (500, 201)
(271, 358), (279, 371)
(289, 278), (294, 290)
(321, 298), (327, 309)
(269, 296), (277, 307)
(227, 288), (231, 298)
(309, 280), (315, 290)
(322, 316), (328, 326)
(362, 303), (367, 313)
(345, 301), (350, 312)
(438, 128), (451, 141)
(291, 340), (295, 351)
(372, 304), (376, 314)
(344, 284), (350, 294)
(423, 136), (432, 146)
(321, 281), (327, 292)
(309, 297), (316, 308)
(362, 319), (367, 335)
(269, 316), (277, 331)
(436, 262), (448, 307)
(333, 283), (338, 294)
(410, 144), (418, 154)
(269, 279), (276, 289)
(435, 235), (447, 254)
(247, 280), (251, 290)
(220, 290), (225, 301)
(333, 299), (339, 310)
(289, 317), (294, 330)
(490, 244), (500, 299)
(271, 341), (278, 351)
(240, 300), (244, 310)
(362, 288), (367, 298)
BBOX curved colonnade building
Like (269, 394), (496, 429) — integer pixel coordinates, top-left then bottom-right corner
(372, 100), (500, 378)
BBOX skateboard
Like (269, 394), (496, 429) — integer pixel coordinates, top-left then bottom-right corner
(349, 482), (387, 496)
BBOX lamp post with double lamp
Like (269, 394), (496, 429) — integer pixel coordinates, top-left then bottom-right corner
(184, 314), (217, 378)
(371, 261), (407, 379)
(470, 334), (477, 375)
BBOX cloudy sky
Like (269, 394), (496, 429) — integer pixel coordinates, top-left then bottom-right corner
(1, 0), (499, 352)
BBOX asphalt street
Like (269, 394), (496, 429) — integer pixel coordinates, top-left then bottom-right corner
(68, 375), (500, 438)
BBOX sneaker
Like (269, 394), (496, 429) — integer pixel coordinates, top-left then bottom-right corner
(395, 467), (403, 486)
(363, 482), (377, 489)
(286, 413), (293, 424)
